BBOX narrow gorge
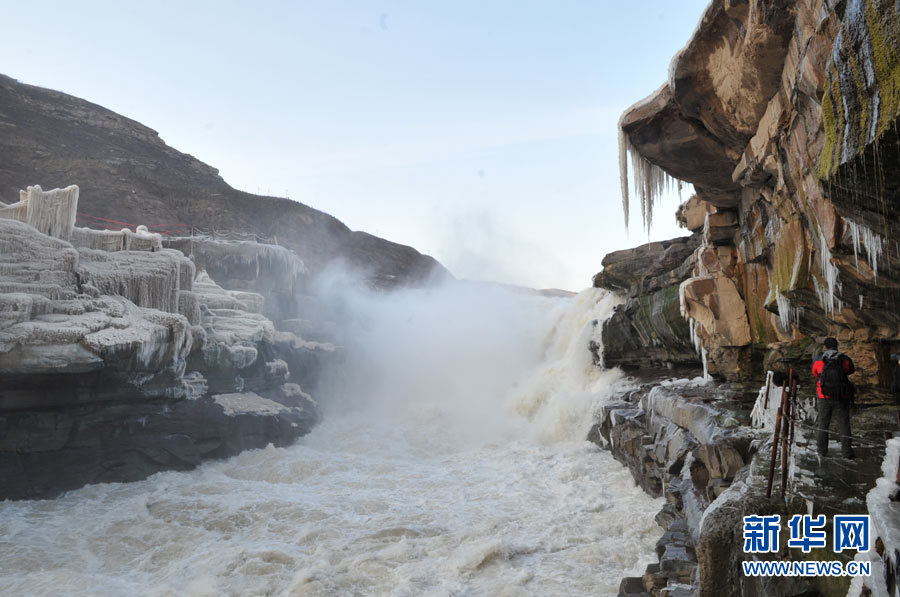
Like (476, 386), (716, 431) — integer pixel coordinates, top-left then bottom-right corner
(2, 1), (900, 596)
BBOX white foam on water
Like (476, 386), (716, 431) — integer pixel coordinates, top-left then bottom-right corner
(0, 283), (663, 596)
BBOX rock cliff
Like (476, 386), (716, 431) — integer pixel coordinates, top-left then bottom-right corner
(594, 234), (702, 370)
(618, 0), (900, 387)
(602, 1), (900, 595)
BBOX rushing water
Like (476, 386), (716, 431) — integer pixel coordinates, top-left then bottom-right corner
(0, 285), (662, 596)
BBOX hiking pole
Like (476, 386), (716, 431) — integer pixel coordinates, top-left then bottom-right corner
(781, 369), (794, 497)
(789, 371), (797, 446)
(767, 380), (787, 498)
(763, 371), (772, 409)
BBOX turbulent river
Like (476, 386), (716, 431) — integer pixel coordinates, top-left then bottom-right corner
(0, 284), (663, 596)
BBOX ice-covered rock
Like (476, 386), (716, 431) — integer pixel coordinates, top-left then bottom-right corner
(0, 185), (78, 241)
(163, 237), (306, 323)
(0, 214), (322, 499)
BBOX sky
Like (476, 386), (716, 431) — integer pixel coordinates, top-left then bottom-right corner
(1, 0), (708, 291)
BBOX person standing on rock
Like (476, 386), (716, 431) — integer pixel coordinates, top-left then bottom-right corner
(812, 337), (856, 459)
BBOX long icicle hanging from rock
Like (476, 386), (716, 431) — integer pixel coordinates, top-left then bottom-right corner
(618, 128), (683, 233)
(618, 128), (630, 227)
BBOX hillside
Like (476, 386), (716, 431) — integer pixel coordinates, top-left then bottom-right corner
(0, 73), (448, 286)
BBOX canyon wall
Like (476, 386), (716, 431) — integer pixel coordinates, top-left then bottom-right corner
(616, 0), (900, 388)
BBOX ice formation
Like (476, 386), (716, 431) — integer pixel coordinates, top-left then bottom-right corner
(0, 185), (79, 241)
(192, 271), (274, 371)
(213, 391), (293, 416)
(814, 230), (842, 314)
(76, 248), (191, 314)
(846, 218), (884, 279)
(71, 227), (130, 252)
(165, 238), (306, 295)
(0, 219), (192, 382)
(749, 372), (815, 431)
(0, 185), (298, 401)
(847, 437), (900, 597)
(619, 129), (683, 231)
(774, 287), (803, 332)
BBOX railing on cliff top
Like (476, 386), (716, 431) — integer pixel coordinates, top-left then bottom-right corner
(75, 212), (277, 244)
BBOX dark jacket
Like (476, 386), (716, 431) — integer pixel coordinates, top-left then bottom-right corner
(812, 349), (855, 399)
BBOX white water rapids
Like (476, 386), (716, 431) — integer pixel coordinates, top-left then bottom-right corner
(0, 284), (663, 596)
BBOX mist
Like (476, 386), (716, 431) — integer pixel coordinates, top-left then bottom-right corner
(307, 264), (626, 449)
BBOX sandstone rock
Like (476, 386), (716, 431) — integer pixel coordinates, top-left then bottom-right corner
(676, 195), (716, 232)
(703, 210), (739, 245)
(593, 234), (699, 295)
(680, 274), (752, 347)
(617, 0), (900, 390)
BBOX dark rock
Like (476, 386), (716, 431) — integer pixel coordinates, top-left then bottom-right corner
(641, 563), (668, 593)
(592, 233), (701, 370)
(0, 393), (318, 500)
(617, 576), (651, 597)
(602, 285), (699, 369)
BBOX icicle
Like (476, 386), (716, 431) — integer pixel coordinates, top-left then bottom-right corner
(775, 287), (803, 332)
(687, 318), (698, 354)
(618, 129), (685, 233)
(816, 231), (843, 315)
(618, 128), (630, 227)
(845, 218), (884, 280)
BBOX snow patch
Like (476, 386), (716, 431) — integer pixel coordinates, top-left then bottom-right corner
(213, 392), (292, 416)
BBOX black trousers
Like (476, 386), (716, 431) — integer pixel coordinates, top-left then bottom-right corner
(816, 398), (852, 456)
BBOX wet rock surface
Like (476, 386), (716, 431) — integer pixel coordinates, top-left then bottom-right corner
(594, 235), (702, 369)
(594, 370), (898, 596)
(0, 389), (317, 501)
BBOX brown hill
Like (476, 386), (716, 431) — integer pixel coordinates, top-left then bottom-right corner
(0, 73), (449, 286)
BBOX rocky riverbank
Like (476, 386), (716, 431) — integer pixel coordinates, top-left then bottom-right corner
(596, 0), (900, 593)
(591, 371), (897, 597)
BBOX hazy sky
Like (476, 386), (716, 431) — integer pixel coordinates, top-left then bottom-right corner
(2, 1), (707, 290)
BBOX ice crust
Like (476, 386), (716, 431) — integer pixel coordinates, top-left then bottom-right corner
(0, 185), (305, 402)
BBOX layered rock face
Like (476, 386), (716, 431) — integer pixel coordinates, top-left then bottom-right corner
(606, 2), (900, 595)
(0, 74), (448, 288)
(619, 0), (900, 387)
(0, 186), (326, 499)
(593, 235), (702, 369)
